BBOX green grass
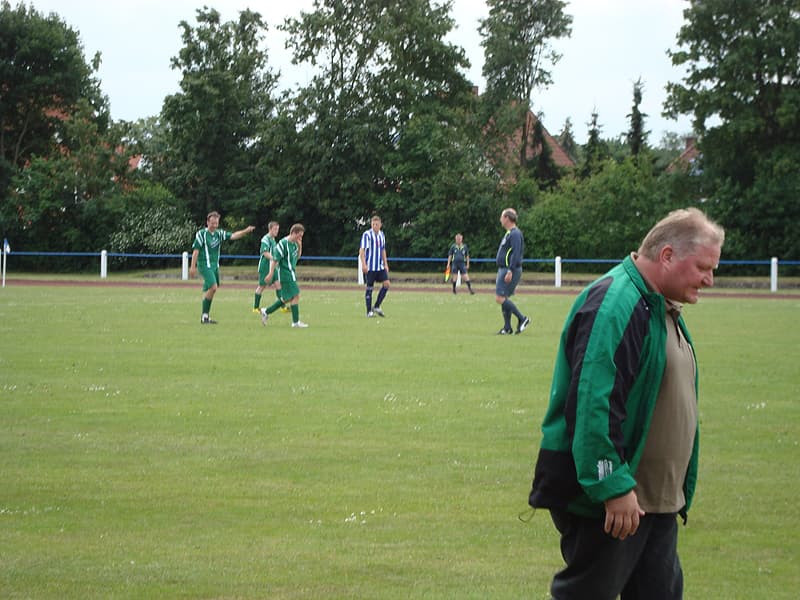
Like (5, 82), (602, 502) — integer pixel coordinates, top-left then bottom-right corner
(0, 282), (798, 598)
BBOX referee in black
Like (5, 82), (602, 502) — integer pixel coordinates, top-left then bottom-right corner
(494, 208), (530, 334)
(447, 233), (474, 294)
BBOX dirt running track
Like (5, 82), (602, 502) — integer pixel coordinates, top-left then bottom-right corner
(4, 279), (798, 300)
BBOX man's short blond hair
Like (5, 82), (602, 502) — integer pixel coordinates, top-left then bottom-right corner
(638, 208), (725, 260)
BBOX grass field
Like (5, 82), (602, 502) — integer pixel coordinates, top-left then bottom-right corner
(1, 280), (798, 599)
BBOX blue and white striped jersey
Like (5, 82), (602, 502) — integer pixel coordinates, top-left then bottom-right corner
(360, 229), (386, 271)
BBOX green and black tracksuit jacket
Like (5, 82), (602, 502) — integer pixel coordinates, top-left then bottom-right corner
(528, 255), (699, 519)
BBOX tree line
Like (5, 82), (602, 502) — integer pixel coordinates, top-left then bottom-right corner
(1, 0), (798, 272)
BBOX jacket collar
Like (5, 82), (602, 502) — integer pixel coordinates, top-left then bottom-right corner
(622, 253), (665, 309)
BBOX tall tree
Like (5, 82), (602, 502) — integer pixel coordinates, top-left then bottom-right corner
(557, 117), (579, 163)
(6, 100), (138, 257)
(479, 0), (572, 175)
(528, 116), (560, 190)
(664, 0), (800, 259)
(159, 8), (278, 223)
(0, 1), (106, 204)
(382, 106), (501, 258)
(626, 77), (649, 157)
(665, 0), (800, 185)
(280, 0), (475, 255)
(580, 111), (609, 178)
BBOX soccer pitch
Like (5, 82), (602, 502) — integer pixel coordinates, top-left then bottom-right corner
(1, 282), (798, 599)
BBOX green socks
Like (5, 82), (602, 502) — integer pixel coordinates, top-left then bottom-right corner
(265, 299), (284, 315)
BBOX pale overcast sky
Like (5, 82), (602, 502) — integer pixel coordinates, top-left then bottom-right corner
(27, 0), (694, 144)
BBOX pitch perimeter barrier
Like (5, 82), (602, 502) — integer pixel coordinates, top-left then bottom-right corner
(1, 250), (797, 292)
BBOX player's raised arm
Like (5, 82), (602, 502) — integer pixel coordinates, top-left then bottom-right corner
(231, 225), (255, 240)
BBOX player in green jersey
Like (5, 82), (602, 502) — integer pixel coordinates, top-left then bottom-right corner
(190, 211), (255, 324)
(259, 223), (308, 328)
(253, 221), (281, 313)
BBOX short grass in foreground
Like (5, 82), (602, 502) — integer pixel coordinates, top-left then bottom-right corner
(0, 284), (798, 599)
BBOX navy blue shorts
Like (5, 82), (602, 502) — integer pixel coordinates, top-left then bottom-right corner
(495, 267), (521, 297)
(366, 269), (389, 286)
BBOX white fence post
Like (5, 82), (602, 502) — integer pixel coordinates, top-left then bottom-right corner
(100, 250), (108, 279)
(182, 252), (189, 280)
(770, 257), (778, 292)
(555, 256), (562, 288)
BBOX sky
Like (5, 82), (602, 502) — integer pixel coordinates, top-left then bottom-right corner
(27, 0), (694, 144)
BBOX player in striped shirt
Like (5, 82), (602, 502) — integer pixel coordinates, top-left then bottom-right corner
(359, 215), (390, 317)
(190, 211), (255, 324)
(259, 223), (308, 328)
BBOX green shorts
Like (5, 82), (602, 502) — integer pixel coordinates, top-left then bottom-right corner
(258, 265), (278, 287)
(278, 278), (300, 302)
(198, 267), (220, 292)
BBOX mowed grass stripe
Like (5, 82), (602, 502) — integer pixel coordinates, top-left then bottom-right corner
(0, 285), (797, 599)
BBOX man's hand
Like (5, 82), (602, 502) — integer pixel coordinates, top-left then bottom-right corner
(604, 491), (645, 540)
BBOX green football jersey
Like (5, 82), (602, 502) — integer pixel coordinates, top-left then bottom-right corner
(258, 234), (277, 272)
(273, 237), (299, 281)
(192, 228), (232, 269)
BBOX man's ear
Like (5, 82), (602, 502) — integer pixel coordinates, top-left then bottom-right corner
(659, 245), (674, 267)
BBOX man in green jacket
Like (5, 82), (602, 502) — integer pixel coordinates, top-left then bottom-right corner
(528, 208), (725, 600)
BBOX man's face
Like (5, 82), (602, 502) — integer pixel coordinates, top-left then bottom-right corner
(270, 224), (279, 237)
(500, 213), (510, 229)
(291, 230), (304, 243)
(661, 243), (721, 304)
(207, 216), (219, 232)
(455, 234), (463, 244)
(371, 218), (382, 232)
